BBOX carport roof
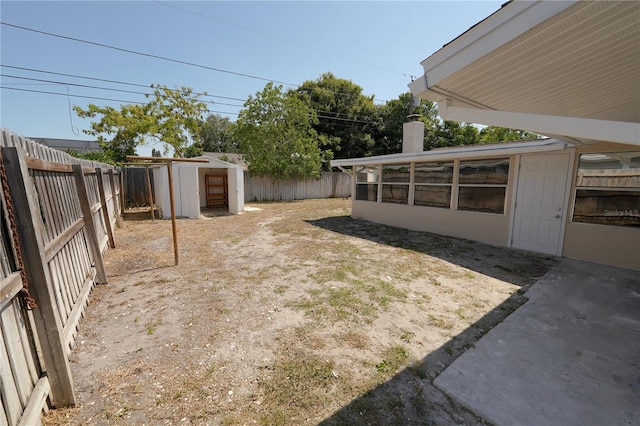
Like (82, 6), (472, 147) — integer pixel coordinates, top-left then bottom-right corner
(409, 0), (640, 147)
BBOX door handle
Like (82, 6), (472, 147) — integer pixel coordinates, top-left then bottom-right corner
(555, 214), (561, 219)
(556, 207), (562, 211)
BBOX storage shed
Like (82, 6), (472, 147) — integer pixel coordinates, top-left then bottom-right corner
(153, 154), (244, 218)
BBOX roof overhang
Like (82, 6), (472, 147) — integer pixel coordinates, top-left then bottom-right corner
(409, 0), (640, 147)
(331, 139), (569, 167)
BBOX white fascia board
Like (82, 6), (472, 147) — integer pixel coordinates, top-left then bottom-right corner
(330, 140), (569, 167)
(439, 102), (640, 147)
(421, 1), (576, 87)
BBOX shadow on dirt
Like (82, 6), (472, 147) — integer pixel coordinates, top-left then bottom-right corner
(306, 215), (558, 425)
(307, 215), (556, 288)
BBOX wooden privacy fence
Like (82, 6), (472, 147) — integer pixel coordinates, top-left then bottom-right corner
(244, 171), (351, 202)
(0, 129), (122, 425)
(123, 166), (154, 207)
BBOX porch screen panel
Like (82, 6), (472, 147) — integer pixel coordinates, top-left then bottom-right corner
(356, 166), (379, 202)
(382, 164), (410, 204)
(414, 161), (453, 208)
(457, 158), (509, 214)
(573, 152), (640, 227)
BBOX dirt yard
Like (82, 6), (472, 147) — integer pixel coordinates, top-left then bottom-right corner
(45, 198), (556, 425)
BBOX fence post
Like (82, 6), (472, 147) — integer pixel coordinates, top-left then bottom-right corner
(72, 165), (108, 285)
(95, 168), (115, 249)
(1, 146), (76, 407)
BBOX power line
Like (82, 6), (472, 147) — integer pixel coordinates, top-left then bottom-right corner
(0, 73), (246, 108)
(2, 67), (380, 123)
(1, 64), (248, 102)
(0, 86), (240, 116)
(0, 21), (295, 86)
(0, 23), (392, 103)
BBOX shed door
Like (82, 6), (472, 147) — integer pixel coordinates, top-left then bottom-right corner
(512, 153), (570, 255)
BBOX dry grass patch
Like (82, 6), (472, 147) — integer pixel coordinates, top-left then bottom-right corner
(45, 198), (557, 426)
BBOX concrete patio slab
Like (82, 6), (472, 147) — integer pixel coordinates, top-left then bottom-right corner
(434, 258), (640, 426)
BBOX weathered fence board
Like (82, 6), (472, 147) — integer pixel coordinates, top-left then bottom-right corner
(124, 166), (155, 207)
(0, 129), (122, 425)
(244, 171), (351, 202)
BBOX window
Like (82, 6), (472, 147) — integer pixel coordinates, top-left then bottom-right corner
(382, 164), (410, 204)
(414, 162), (453, 208)
(572, 152), (640, 227)
(458, 158), (509, 214)
(355, 166), (379, 202)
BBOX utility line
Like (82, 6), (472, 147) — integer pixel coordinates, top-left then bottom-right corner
(1, 64), (247, 102)
(2, 69), (378, 122)
(3, 85), (376, 126)
(0, 23), (391, 103)
(0, 74), (245, 108)
(0, 86), (240, 116)
(0, 21), (295, 86)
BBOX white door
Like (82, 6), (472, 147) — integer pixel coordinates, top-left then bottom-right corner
(511, 153), (571, 255)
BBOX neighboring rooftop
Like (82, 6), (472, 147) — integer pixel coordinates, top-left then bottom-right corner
(29, 137), (102, 153)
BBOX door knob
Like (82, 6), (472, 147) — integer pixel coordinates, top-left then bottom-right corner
(555, 214), (561, 219)
(556, 207), (562, 211)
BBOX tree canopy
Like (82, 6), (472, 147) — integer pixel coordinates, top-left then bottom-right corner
(74, 84), (207, 162)
(295, 73), (379, 160)
(199, 114), (237, 153)
(235, 82), (325, 180)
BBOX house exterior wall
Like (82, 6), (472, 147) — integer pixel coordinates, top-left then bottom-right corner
(351, 201), (511, 246)
(561, 142), (640, 270)
(350, 154), (518, 248)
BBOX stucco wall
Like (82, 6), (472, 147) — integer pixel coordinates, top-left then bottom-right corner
(352, 201), (511, 246)
(561, 142), (640, 270)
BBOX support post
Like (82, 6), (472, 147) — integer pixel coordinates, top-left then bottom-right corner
(146, 165), (155, 222)
(1, 147), (76, 407)
(95, 168), (115, 249)
(72, 165), (108, 284)
(167, 161), (179, 265)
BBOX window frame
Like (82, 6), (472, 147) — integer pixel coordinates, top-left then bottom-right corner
(381, 164), (411, 205)
(413, 161), (455, 209)
(456, 158), (510, 214)
(571, 151), (640, 228)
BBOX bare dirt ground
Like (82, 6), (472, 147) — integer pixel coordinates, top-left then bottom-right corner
(44, 198), (556, 425)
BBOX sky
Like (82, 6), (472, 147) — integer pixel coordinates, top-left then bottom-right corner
(0, 1), (503, 155)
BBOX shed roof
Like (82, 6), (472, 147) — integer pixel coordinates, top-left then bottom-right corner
(408, 0), (640, 146)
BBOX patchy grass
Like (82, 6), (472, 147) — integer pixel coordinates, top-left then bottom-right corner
(45, 198), (557, 426)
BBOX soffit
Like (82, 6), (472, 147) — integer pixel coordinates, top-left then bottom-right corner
(433, 1), (640, 123)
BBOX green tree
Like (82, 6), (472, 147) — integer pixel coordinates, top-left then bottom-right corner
(373, 92), (440, 155)
(65, 148), (117, 165)
(431, 121), (480, 149)
(200, 114), (237, 152)
(479, 126), (539, 143)
(235, 82), (324, 180)
(74, 84), (208, 161)
(295, 72), (379, 160)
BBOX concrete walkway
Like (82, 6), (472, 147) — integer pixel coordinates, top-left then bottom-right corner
(435, 258), (640, 426)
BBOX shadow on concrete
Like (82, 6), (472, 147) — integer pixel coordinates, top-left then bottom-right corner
(304, 215), (558, 425)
